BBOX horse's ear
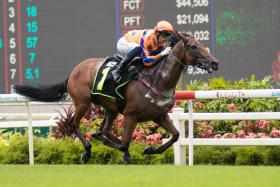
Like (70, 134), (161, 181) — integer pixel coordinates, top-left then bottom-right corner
(175, 30), (182, 40)
(177, 31), (189, 47)
(181, 31), (193, 38)
(174, 30), (179, 35)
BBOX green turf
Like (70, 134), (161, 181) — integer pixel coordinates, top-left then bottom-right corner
(0, 165), (279, 187)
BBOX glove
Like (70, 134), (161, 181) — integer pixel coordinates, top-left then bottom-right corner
(160, 47), (172, 56)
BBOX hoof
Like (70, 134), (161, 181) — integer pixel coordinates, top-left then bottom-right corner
(143, 146), (155, 155)
(123, 155), (131, 165)
(92, 132), (102, 140)
(81, 152), (91, 163)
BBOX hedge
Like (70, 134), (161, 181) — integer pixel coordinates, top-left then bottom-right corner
(0, 134), (280, 165)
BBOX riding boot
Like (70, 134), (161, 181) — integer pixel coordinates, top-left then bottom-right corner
(111, 56), (131, 82)
(112, 46), (142, 82)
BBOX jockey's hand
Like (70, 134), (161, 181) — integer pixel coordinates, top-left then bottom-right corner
(160, 47), (172, 56)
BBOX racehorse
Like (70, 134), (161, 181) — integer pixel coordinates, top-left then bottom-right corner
(14, 32), (218, 164)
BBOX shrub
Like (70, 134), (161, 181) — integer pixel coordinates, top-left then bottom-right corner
(90, 142), (122, 164)
(35, 138), (83, 164)
(234, 147), (264, 165)
(194, 146), (236, 165)
(0, 133), (29, 164)
(0, 135), (279, 165)
(263, 146), (280, 165)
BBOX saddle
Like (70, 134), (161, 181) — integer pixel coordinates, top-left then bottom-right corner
(91, 54), (144, 113)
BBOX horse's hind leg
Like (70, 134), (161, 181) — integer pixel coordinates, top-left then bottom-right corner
(101, 110), (122, 144)
(91, 116), (106, 141)
(71, 103), (92, 163)
(94, 114), (137, 164)
(143, 113), (179, 155)
(93, 110), (123, 148)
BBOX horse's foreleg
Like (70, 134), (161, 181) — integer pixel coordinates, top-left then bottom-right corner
(143, 114), (179, 155)
(120, 116), (137, 164)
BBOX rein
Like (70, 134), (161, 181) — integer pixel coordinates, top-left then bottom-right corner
(168, 52), (188, 70)
(167, 32), (189, 70)
(139, 51), (185, 99)
(139, 57), (174, 99)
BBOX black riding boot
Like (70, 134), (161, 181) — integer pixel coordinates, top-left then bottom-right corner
(111, 56), (131, 82)
(112, 46), (142, 82)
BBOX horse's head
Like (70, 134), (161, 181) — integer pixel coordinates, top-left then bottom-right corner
(169, 31), (219, 73)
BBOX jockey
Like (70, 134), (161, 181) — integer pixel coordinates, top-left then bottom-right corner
(141, 20), (174, 67)
(117, 29), (150, 54)
(112, 20), (174, 82)
(112, 29), (148, 82)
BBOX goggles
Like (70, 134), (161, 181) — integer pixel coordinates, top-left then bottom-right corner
(158, 30), (172, 37)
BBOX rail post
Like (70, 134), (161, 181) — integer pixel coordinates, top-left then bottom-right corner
(25, 102), (34, 165)
(172, 107), (186, 165)
(187, 100), (194, 166)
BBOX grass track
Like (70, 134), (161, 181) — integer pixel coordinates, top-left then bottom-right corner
(0, 165), (279, 187)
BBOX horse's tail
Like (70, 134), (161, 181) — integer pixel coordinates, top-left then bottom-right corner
(14, 79), (69, 102)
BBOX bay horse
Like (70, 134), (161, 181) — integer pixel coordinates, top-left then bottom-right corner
(14, 32), (218, 164)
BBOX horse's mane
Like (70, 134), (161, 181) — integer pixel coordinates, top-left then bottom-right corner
(168, 30), (192, 48)
(169, 31), (181, 48)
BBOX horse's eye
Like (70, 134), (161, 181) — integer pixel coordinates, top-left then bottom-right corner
(191, 45), (197, 50)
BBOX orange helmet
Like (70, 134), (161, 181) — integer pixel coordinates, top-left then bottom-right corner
(154, 21), (174, 33)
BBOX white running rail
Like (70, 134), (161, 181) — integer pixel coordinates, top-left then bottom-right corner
(165, 89), (280, 166)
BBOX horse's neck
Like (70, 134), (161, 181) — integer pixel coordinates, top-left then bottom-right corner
(153, 47), (184, 91)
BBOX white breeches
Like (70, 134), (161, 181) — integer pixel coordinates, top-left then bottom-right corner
(117, 36), (140, 54)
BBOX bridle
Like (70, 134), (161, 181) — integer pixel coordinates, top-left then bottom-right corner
(166, 32), (190, 70)
(168, 31), (215, 73)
